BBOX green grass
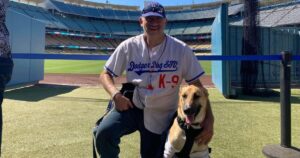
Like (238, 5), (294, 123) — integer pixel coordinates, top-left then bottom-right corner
(44, 60), (106, 74)
(200, 61), (211, 75)
(45, 60), (212, 75)
(3, 86), (299, 157)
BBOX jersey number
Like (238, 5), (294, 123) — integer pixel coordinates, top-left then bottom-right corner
(159, 74), (179, 88)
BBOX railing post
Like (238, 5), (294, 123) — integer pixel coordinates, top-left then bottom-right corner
(262, 52), (300, 158)
(280, 51), (291, 148)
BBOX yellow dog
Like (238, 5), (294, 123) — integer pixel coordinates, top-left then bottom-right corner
(164, 85), (210, 158)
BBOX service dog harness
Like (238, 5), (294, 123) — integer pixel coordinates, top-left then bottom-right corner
(175, 117), (203, 158)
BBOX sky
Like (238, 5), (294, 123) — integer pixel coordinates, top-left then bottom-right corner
(87, 0), (220, 9)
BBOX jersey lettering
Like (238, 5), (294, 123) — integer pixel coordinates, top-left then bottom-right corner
(159, 74), (180, 88)
(159, 74), (166, 88)
(172, 75), (179, 86)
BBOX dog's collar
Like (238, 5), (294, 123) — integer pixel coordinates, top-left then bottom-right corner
(177, 117), (203, 133)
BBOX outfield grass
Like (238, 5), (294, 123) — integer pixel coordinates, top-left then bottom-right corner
(200, 61), (211, 75)
(44, 60), (106, 74)
(2, 86), (299, 157)
(44, 60), (212, 75)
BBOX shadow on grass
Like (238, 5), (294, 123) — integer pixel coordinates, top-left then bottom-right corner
(49, 96), (110, 103)
(234, 90), (300, 104)
(291, 146), (300, 152)
(4, 84), (79, 102)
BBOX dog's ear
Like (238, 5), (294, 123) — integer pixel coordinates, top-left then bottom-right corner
(205, 90), (209, 97)
(198, 87), (209, 98)
(179, 86), (187, 96)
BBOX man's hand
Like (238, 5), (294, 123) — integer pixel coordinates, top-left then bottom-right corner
(100, 70), (133, 111)
(113, 93), (133, 111)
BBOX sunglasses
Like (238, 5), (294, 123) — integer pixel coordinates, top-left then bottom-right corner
(142, 6), (165, 15)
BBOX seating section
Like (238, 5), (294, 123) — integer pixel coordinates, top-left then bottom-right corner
(9, 0), (300, 54)
(48, 0), (241, 21)
(114, 10), (130, 20)
(46, 34), (211, 53)
(259, 5), (297, 26)
(165, 8), (217, 21)
(164, 4), (243, 21)
(186, 41), (211, 52)
(123, 22), (142, 35)
(276, 5), (300, 26)
(9, 1), (215, 35)
(46, 48), (107, 54)
(46, 35), (124, 54)
(10, 0), (300, 35)
(231, 3), (300, 27)
(91, 20), (111, 34)
(49, 0), (141, 20)
(105, 21), (126, 35)
(169, 22), (188, 35)
(9, 1), (68, 29)
(46, 35), (123, 48)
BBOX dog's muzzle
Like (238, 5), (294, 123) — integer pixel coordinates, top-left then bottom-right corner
(183, 104), (201, 116)
(183, 104), (201, 125)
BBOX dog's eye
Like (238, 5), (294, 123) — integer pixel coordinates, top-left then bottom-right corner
(193, 94), (200, 99)
(182, 94), (187, 98)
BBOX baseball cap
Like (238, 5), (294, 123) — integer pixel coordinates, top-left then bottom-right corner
(141, 2), (166, 18)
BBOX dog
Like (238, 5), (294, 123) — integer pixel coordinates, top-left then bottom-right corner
(164, 85), (210, 158)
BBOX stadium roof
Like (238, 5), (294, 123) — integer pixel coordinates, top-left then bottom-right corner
(42, 0), (139, 10)
(10, 0), (300, 30)
(21, 0), (242, 11)
(163, 0), (243, 11)
(65, 0), (139, 10)
(231, 1), (300, 27)
(15, 0), (298, 11)
(14, 0), (44, 5)
(164, 1), (223, 11)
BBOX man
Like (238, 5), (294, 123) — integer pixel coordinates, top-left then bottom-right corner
(0, 0), (14, 155)
(95, 2), (214, 158)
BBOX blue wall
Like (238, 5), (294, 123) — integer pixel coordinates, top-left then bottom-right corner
(6, 9), (45, 87)
(228, 26), (300, 86)
(211, 3), (232, 98)
(212, 4), (300, 97)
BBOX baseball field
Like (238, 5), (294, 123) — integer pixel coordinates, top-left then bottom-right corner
(44, 60), (212, 75)
(1, 59), (300, 157)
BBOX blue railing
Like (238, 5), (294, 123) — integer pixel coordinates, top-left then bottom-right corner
(12, 53), (300, 61)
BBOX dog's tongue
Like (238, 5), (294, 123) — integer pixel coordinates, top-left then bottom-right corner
(185, 115), (194, 125)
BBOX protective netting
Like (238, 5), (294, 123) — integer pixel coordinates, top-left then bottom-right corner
(241, 0), (266, 94)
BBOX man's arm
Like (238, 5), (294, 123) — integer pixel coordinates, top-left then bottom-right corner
(189, 79), (214, 145)
(100, 70), (133, 111)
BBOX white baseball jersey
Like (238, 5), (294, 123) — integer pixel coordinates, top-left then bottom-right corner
(105, 34), (204, 134)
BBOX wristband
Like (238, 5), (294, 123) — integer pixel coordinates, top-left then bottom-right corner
(112, 91), (121, 100)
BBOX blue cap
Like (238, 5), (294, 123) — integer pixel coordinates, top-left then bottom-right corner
(141, 2), (166, 18)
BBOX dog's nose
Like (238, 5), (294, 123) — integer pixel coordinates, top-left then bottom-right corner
(183, 106), (193, 115)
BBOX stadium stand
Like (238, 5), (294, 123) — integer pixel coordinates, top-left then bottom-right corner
(231, 1), (300, 27)
(45, 34), (123, 53)
(186, 41), (211, 53)
(8, 0), (300, 54)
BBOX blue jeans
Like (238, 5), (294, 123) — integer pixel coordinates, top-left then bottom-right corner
(95, 106), (168, 158)
(0, 57), (13, 155)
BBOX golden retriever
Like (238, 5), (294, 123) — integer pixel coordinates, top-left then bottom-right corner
(164, 85), (210, 158)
